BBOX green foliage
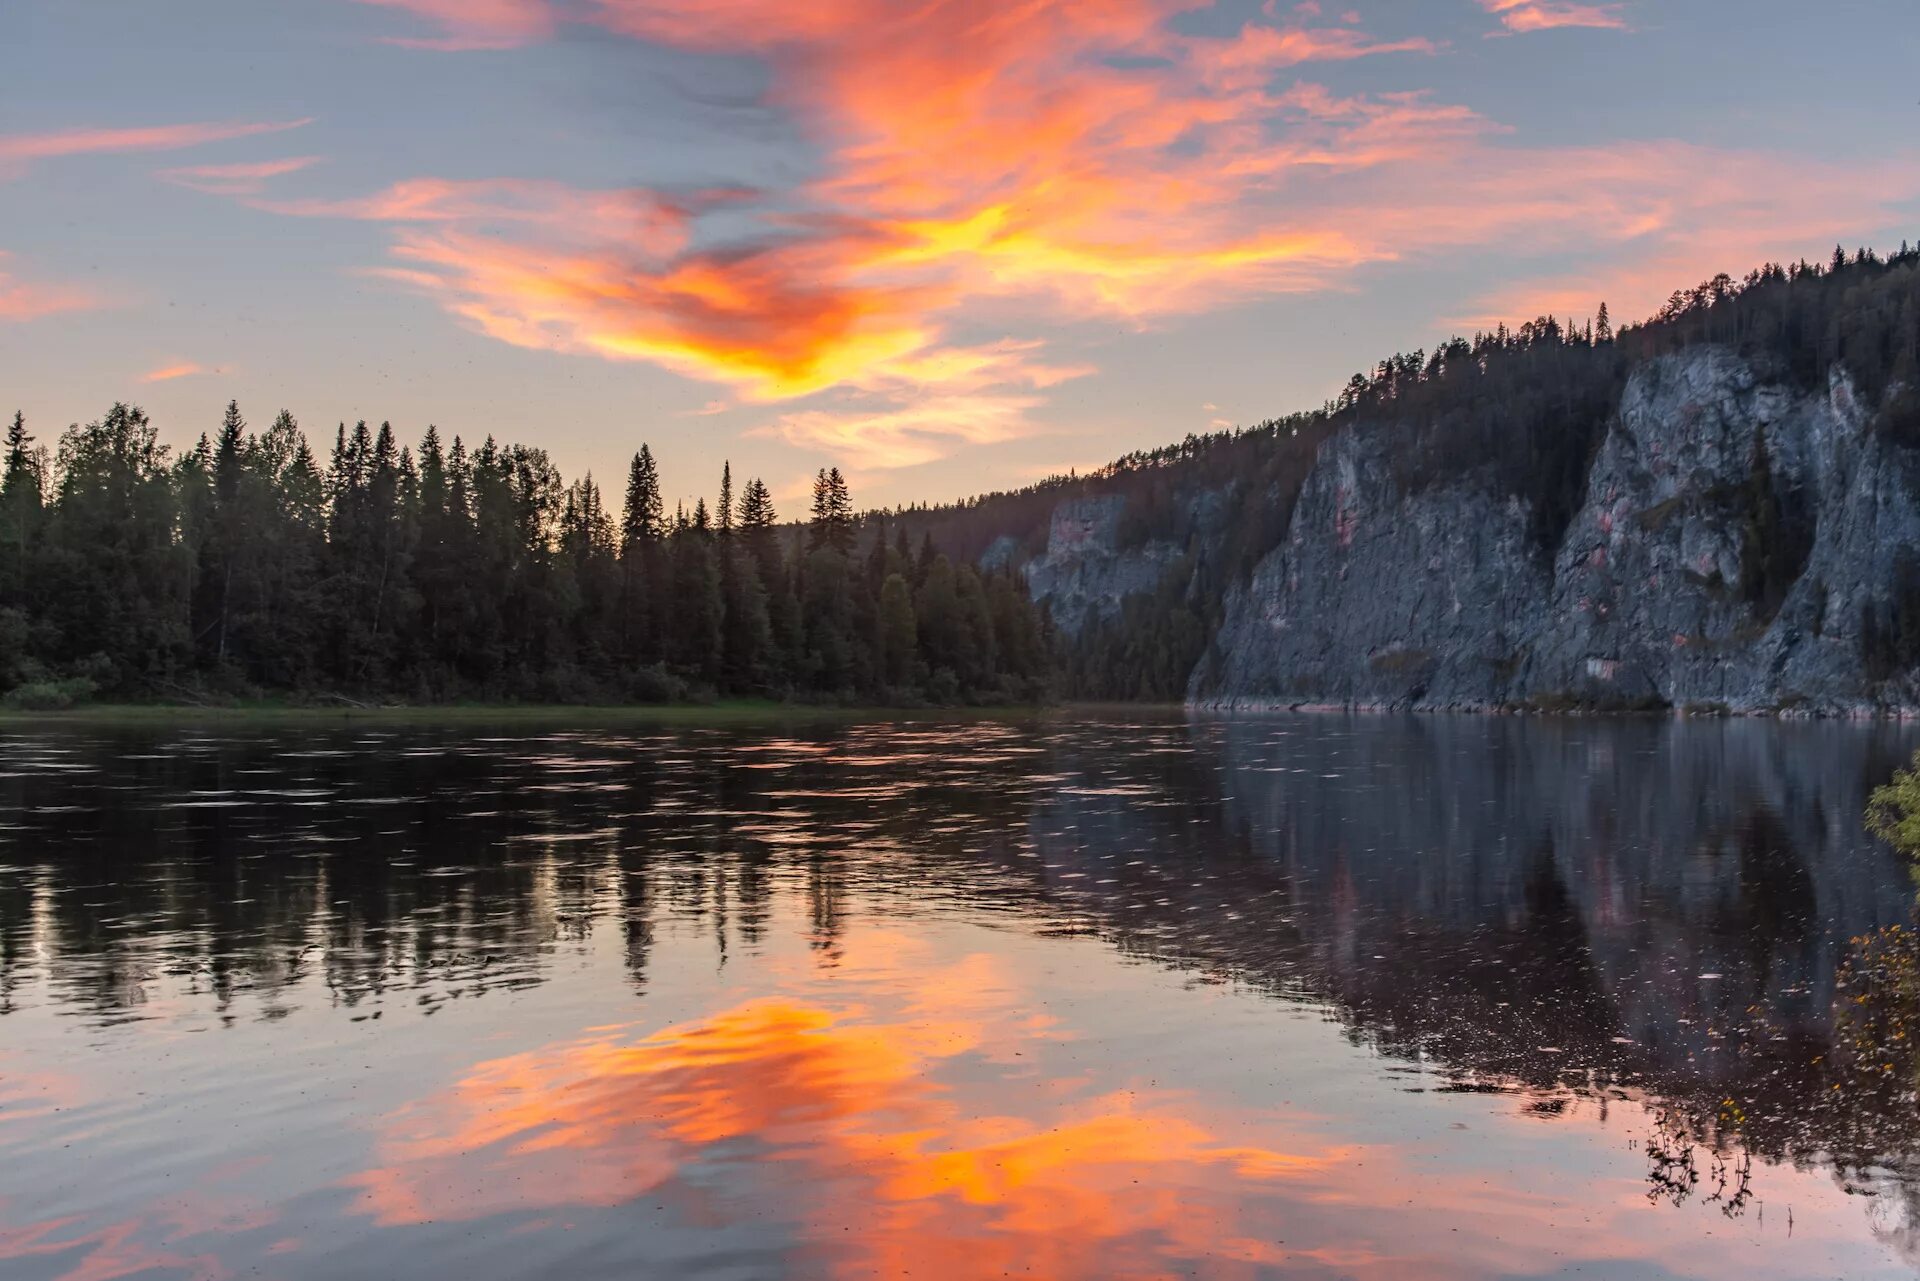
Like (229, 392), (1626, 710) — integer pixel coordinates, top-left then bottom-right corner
(1868, 750), (1920, 879)
(1862, 553), (1920, 681)
(2, 676), (97, 711)
(1061, 559), (1210, 702)
(11, 241), (1917, 709)
(0, 409), (1050, 709)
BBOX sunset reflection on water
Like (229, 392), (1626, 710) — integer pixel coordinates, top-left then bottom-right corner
(6, 716), (1920, 1279)
(348, 931), (1351, 1278)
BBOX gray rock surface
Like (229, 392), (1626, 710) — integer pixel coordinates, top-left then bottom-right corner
(1188, 348), (1920, 712)
(1190, 422), (1548, 709)
(1001, 348), (1920, 712)
(1022, 494), (1182, 637)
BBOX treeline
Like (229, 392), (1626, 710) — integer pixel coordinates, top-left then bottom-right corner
(6, 240), (1916, 709)
(0, 406), (1052, 707)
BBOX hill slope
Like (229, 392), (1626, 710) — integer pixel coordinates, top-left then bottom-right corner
(910, 243), (1920, 712)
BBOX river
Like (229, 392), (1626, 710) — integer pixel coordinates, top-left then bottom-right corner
(3, 713), (1919, 1279)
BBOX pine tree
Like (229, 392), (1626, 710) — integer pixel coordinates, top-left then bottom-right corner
(735, 476), (793, 687)
(201, 400), (251, 669)
(0, 412), (44, 614)
(619, 446), (665, 666)
(808, 467), (854, 554)
(623, 446), (664, 548)
(668, 513), (721, 683)
(878, 572), (918, 689)
(737, 477), (779, 576)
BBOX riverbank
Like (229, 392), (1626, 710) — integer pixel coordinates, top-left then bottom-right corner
(0, 699), (1080, 727)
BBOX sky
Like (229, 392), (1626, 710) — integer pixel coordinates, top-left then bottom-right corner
(2, 1), (1917, 512)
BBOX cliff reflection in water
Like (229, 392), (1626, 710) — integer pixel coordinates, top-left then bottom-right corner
(3, 714), (1920, 1275)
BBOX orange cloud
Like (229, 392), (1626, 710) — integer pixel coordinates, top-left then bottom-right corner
(0, 117), (313, 178)
(346, 991), (1356, 1276)
(276, 1), (1912, 471)
(158, 155), (321, 196)
(0, 1212), (232, 1281)
(1480, 0), (1629, 32)
(263, 4), (1453, 463)
(140, 361), (210, 383)
(0, 252), (104, 321)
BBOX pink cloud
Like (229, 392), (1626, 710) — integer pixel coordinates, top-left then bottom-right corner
(139, 362), (211, 383)
(237, 1), (1911, 473)
(158, 156), (322, 196)
(1479, 0), (1630, 33)
(755, 393), (1047, 472)
(355, 0), (554, 49)
(1438, 142), (1919, 330)
(0, 252), (106, 321)
(0, 118), (314, 179)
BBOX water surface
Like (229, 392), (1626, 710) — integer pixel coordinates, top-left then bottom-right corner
(4, 713), (1920, 1279)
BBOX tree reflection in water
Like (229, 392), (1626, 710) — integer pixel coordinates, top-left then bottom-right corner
(6, 715), (1920, 1274)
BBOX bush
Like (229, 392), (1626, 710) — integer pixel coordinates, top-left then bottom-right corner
(2, 676), (99, 711)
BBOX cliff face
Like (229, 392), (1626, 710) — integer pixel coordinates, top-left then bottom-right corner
(1187, 348), (1920, 712)
(1188, 423), (1549, 709)
(1523, 352), (1920, 711)
(1018, 347), (1920, 712)
(1024, 491), (1225, 637)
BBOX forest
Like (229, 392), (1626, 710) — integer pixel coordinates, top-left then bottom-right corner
(0, 414), (1052, 708)
(892, 240), (1920, 700)
(4, 240), (1917, 709)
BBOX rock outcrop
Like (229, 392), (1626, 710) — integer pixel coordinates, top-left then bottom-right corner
(1023, 494), (1183, 636)
(1188, 422), (1549, 709)
(1188, 348), (1920, 712)
(1003, 347), (1920, 713)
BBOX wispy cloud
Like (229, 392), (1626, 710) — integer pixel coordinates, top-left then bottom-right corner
(264, 3), (1454, 465)
(261, 1), (1912, 473)
(1479, 0), (1630, 33)
(139, 361), (212, 383)
(0, 118), (314, 179)
(756, 393), (1046, 472)
(354, 0), (553, 50)
(0, 251), (106, 321)
(158, 156), (321, 196)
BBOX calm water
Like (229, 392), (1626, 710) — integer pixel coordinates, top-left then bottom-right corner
(5, 714), (1920, 1279)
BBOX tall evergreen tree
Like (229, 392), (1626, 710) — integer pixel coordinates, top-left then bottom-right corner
(619, 446), (665, 666)
(0, 412), (44, 614)
(808, 467), (853, 554)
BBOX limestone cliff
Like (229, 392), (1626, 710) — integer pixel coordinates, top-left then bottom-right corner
(1023, 493), (1191, 637)
(1188, 348), (1920, 712)
(998, 347), (1920, 713)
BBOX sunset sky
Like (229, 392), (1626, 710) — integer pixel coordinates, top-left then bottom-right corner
(3, 0), (1916, 509)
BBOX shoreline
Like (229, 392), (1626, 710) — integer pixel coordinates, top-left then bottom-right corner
(8, 698), (1919, 726)
(1187, 697), (1920, 721)
(0, 700), (1096, 727)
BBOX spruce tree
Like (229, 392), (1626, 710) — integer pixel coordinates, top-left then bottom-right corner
(620, 446), (665, 666)
(0, 412), (43, 613)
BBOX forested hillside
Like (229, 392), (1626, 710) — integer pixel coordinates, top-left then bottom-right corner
(893, 241), (1920, 701)
(4, 240), (1916, 710)
(0, 413), (1050, 707)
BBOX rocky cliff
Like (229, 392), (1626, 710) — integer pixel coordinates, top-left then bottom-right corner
(1023, 488), (1233, 637)
(1018, 347), (1920, 713)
